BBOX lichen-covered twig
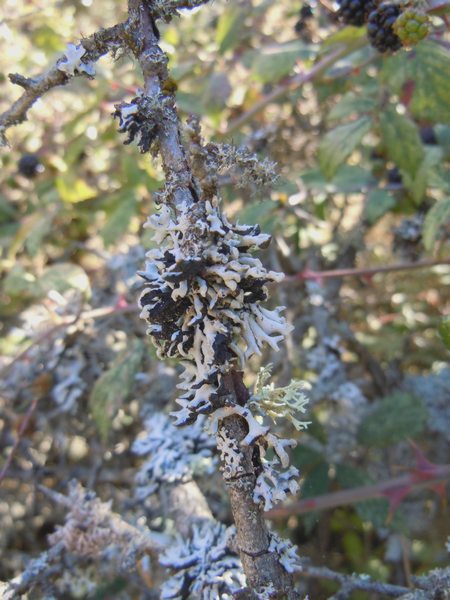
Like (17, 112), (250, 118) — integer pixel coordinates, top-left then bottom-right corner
(0, 22), (125, 143)
(125, 1), (302, 596)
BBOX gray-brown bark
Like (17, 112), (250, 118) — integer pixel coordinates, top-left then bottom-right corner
(0, 24), (124, 139)
(126, 1), (300, 596)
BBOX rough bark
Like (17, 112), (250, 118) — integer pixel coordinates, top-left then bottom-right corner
(126, 1), (299, 596)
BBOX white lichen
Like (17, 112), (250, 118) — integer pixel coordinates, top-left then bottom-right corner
(250, 364), (310, 431)
(160, 521), (246, 599)
(253, 463), (300, 511)
(57, 43), (95, 77)
(216, 428), (246, 479)
(267, 532), (301, 574)
(132, 413), (217, 498)
(139, 198), (293, 426)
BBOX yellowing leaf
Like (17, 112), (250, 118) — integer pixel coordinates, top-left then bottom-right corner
(56, 173), (97, 203)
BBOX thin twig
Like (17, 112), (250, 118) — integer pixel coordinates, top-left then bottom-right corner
(0, 396), (39, 485)
(284, 258), (450, 283)
(267, 463), (450, 518)
(0, 22), (125, 139)
(222, 43), (361, 136)
(298, 564), (411, 597)
(0, 303), (135, 379)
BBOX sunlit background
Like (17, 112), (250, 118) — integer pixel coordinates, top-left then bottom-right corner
(1, 0), (449, 597)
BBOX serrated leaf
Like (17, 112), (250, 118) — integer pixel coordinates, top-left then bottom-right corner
(380, 51), (414, 95)
(328, 93), (377, 122)
(379, 110), (423, 179)
(438, 316), (450, 350)
(410, 42), (450, 124)
(319, 117), (371, 180)
(411, 146), (444, 206)
(357, 393), (427, 447)
(364, 189), (396, 224)
(25, 212), (55, 256)
(89, 340), (144, 441)
(422, 197), (450, 252)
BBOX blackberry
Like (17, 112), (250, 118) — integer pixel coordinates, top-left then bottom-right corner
(17, 154), (43, 179)
(367, 4), (402, 53)
(336, 0), (375, 26)
(300, 3), (314, 19)
(393, 9), (429, 46)
(295, 3), (314, 34)
(420, 126), (437, 145)
(387, 166), (402, 185)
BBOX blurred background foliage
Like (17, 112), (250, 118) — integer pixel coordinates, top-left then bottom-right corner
(0, 0), (449, 598)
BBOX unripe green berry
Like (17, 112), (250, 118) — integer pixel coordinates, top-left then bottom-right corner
(393, 9), (430, 46)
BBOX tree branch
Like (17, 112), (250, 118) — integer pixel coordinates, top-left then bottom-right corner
(298, 564), (411, 597)
(222, 43), (363, 136)
(125, 1), (300, 596)
(0, 22), (125, 141)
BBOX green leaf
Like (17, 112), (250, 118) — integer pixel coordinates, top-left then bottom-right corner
(100, 194), (137, 247)
(40, 264), (91, 298)
(328, 93), (377, 122)
(31, 25), (65, 53)
(3, 265), (39, 300)
(238, 199), (275, 232)
(379, 110), (423, 179)
(357, 392), (427, 447)
(364, 189), (396, 224)
(379, 109), (426, 202)
(216, 5), (248, 54)
(89, 340), (144, 441)
(176, 91), (203, 115)
(410, 42), (450, 124)
(381, 51), (414, 95)
(423, 198), (450, 252)
(25, 213), (55, 256)
(321, 25), (367, 51)
(411, 146), (444, 205)
(251, 41), (312, 84)
(438, 316), (450, 350)
(319, 117), (371, 180)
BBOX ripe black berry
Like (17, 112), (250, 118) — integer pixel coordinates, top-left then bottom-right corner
(387, 167), (402, 185)
(295, 3), (314, 34)
(420, 126), (437, 145)
(337, 0), (375, 26)
(300, 3), (314, 19)
(367, 4), (402, 53)
(17, 154), (43, 179)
